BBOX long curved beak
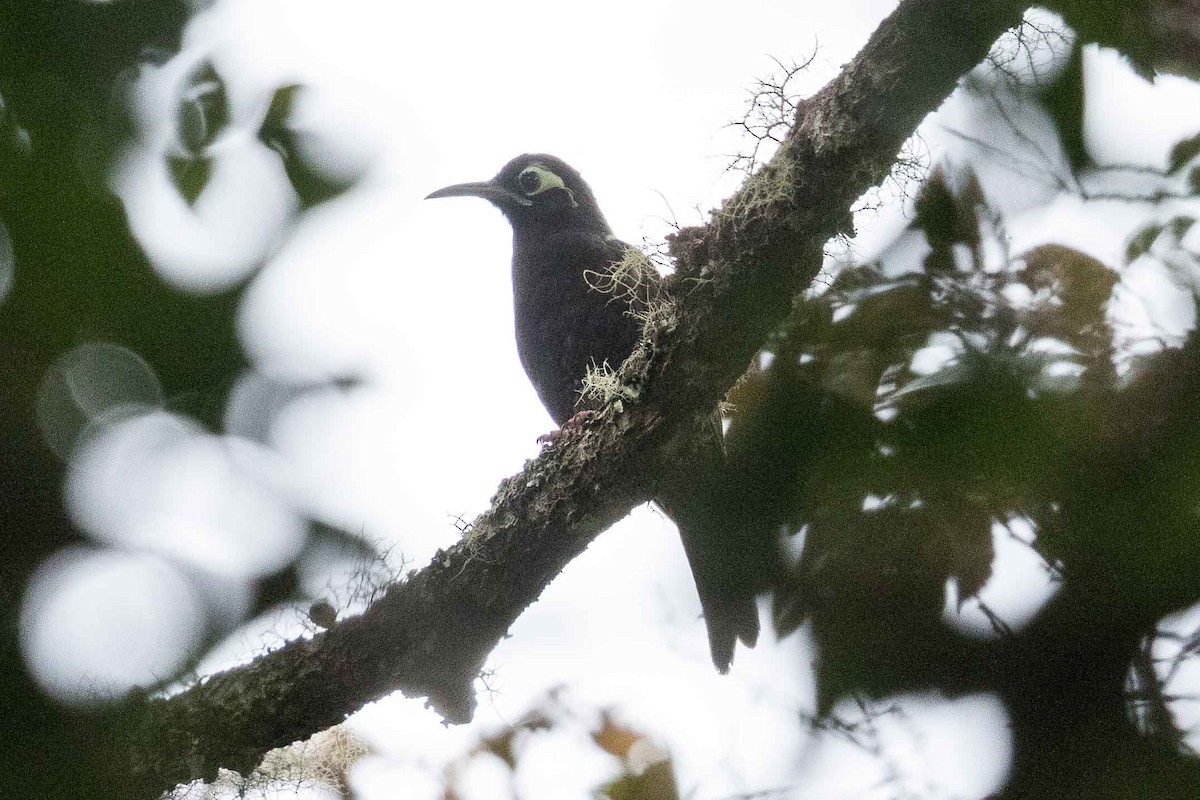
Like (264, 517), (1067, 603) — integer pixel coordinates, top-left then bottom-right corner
(425, 180), (532, 206)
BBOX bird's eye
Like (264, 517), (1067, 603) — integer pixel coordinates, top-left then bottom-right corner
(518, 168), (542, 195)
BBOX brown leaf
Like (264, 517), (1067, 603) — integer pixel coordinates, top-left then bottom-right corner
(591, 711), (644, 761)
(1018, 244), (1117, 360)
(475, 729), (518, 770)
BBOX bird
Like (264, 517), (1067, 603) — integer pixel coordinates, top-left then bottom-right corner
(426, 154), (758, 672)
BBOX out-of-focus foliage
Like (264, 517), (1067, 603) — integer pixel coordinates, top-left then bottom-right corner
(429, 690), (679, 800)
(167, 61), (227, 204)
(1047, 0), (1200, 80)
(721, 24), (1200, 792)
(0, 2), (371, 798)
(258, 84), (365, 210)
(166, 65), (360, 209)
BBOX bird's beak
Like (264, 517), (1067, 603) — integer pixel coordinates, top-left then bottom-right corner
(425, 180), (532, 206)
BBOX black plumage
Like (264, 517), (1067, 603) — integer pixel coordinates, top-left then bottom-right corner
(427, 154), (758, 671)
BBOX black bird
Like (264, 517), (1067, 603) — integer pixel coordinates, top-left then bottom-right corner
(427, 154), (758, 671)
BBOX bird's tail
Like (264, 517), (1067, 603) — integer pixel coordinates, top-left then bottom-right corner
(656, 472), (761, 673)
(701, 585), (760, 675)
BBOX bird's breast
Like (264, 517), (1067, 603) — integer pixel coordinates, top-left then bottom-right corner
(511, 235), (641, 425)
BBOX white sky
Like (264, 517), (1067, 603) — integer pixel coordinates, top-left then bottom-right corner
(17, 1), (1200, 798)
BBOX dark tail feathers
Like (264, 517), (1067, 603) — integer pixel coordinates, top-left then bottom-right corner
(704, 593), (760, 674)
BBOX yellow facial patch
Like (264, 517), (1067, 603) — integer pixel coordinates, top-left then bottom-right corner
(518, 165), (578, 207)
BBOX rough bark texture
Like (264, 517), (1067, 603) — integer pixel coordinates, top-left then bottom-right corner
(121, 0), (1029, 795)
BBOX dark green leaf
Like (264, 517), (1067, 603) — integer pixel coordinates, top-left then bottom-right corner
(1041, 43), (1090, 171)
(1167, 215), (1196, 242)
(258, 83), (304, 150)
(822, 348), (883, 408)
(827, 280), (943, 352)
(1167, 132), (1200, 175)
(912, 165), (983, 253)
(0, 90), (32, 168)
(930, 500), (994, 604)
(166, 152), (212, 205)
(772, 581), (807, 637)
(1125, 224), (1162, 263)
(257, 83), (359, 209)
(596, 759), (678, 800)
(275, 142), (359, 209)
(176, 61), (229, 153)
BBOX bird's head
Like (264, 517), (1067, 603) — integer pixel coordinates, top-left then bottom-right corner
(426, 154), (610, 234)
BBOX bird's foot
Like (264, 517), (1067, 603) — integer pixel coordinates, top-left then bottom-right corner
(536, 410), (597, 447)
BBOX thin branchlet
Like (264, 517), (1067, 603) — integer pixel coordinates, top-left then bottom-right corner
(726, 54), (819, 175)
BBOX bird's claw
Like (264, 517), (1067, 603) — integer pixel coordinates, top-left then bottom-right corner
(537, 410), (597, 447)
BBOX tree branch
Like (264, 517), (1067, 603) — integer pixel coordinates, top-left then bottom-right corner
(122, 0), (1030, 794)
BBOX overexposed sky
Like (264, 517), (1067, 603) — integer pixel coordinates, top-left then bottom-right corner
(19, 1), (1200, 798)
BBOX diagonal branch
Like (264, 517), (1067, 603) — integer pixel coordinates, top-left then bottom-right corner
(121, 0), (1030, 794)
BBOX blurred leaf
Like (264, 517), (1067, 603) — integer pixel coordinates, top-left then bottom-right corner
(827, 261), (887, 295)
(591, 712), (644, 760)
(912, 166), (984, 253)
(822, 348), (883, 408)
(258, 83), (359, 209)
(890, 360), (972, 404)
(725, 351), (833, 599)
(800, 508), (941, 612)
(259, 83), (303, 143)
(796, 505), (958, 710)
(1021, 245), (1117, 317)
(1168, 132), (1200, 175)
(176, 61), (229, 154)
(166, 152), (212, 205)
(1051, 3), (1153, 80)
(597, 759), (679, 800)
(1056, 0), (1194, 81)
(1121, 216), (1197, 268)
(902, 350), (1061, 497)
(473, 707), (553, 769)
(1126, 224), (1162, 263)
(828, 280), (941, 351)
(1019, 244), (1117, 362)
(771, 579), (808, 638)
(1168, 215), (1196, 241)
(1139, 0), (1200, 80)
(276, 141), (359, 208)
(756, 386), (880, 637)
(0, 90), (32, 189)
(477, 729), (518, 770)
(929, 500), (995, 604)
(1041, 43), (1090, 171)
(725, 362), (768, 414)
